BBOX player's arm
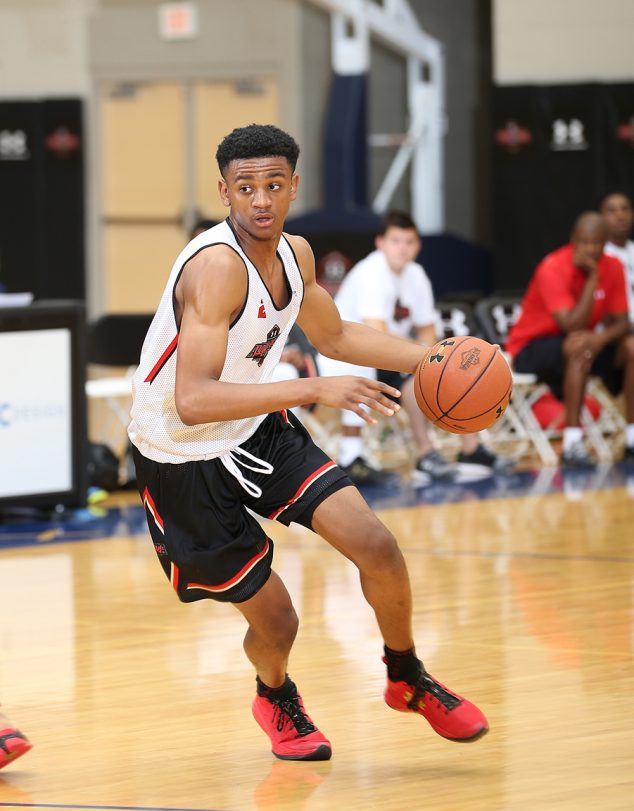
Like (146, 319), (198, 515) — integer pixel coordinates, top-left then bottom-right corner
(174, 245), (401, 425)
(291, 237), (424, 375)
(414, 323), (437, 347)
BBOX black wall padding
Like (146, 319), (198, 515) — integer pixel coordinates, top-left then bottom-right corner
(492, 83), (634, 292)
(0, 98), (85, 299)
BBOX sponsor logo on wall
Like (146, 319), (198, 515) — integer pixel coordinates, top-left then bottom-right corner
(0, 129), (30, 160)
(0, 401), (67, 428)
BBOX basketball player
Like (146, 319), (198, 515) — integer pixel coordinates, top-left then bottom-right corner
(129, 124), (488, 762)
(0, 709), (31, 769)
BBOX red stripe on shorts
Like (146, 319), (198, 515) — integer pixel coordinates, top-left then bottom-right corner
(142, 486), (164, 533)
(186, 537), (271, 594)
(268, 461), (337, 521)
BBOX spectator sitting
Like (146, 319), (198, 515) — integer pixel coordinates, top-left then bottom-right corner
(506, 211), (634, 466)
(317, 210), (512, 486)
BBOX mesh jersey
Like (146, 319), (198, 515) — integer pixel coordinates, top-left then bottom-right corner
(128, 219), (305, 464)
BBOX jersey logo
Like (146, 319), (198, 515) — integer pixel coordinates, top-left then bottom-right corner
(247, 324), (281, 367)
(393, 297), (410, 322)
(258, 299), (267, 318)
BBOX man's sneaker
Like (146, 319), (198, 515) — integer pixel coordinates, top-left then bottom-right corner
(252, 684), (332, 761)
(561, 440), (595, 468)
(0, 728), (32, 769)
(341, 456), (395, 486)
(457, 444), (514, 473)
(384, 665), (488, 742)
(412, 450), (455, 484)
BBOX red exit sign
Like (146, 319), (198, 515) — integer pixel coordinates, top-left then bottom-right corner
(158, 3), (198, 40)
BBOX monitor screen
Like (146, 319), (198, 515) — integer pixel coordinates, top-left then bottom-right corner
(0, 329), (73, 498)
(0, 302), (86, 510)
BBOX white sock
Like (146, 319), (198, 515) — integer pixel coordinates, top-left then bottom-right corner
(339, 436), (364, 467)
(563, 426), (583, 452)
(626, 423), (634, 448)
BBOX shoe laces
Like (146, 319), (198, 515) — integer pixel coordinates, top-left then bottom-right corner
(408, 671), (461, 713)
(271, 695), (316, 737)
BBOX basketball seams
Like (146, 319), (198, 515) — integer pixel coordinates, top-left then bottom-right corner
(433, 336), (471, 415)
(414, 353), (441, 422)
(438, 345), (498, 418)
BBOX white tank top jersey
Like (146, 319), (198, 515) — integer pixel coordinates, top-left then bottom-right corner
(128, 219), (305, 466)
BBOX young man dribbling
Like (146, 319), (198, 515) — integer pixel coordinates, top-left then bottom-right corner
(129, 124), (488, 761)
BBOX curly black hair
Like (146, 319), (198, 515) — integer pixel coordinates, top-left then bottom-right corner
(215, 124), (300, 176)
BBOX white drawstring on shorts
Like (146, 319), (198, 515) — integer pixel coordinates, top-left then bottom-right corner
(219, 447), (274, 498)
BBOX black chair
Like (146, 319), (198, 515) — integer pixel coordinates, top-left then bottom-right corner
(85, 313), (154, 458)
(434, 300), (482, 340)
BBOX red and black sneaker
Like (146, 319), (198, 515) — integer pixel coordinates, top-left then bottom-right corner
(384, 666), (488, 742)
(252, 684), (332, 761)
(0, 728), (32, 769)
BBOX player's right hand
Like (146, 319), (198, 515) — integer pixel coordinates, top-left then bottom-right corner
(315, 376), (401, 423)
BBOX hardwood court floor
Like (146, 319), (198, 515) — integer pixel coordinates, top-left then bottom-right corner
(1, 481), (633, 811)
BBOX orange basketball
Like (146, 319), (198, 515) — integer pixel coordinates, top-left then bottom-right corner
(414, 336), (513, 434)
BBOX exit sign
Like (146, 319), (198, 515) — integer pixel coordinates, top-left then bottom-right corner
(158, 3), (198, 40)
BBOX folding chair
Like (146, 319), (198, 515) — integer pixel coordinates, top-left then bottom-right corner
(475, 297), (558, 465)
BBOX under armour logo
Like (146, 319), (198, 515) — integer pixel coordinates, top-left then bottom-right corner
(0, 129), (29, 160)
(258, 300), (266, 318)
(550, 118), (588, 151)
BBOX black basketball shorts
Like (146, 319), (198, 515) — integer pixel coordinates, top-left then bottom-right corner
(132, 410), (352, 604)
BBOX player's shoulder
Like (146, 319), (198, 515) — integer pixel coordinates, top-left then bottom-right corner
(283, 231), (313, 259)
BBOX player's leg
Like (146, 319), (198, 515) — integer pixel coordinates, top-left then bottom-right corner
(0, 709), (32, 769)
(312, 485), (414, 647)
(234, 571), (298, 690)
(311, 487), (488, 742)
(235, 574), (332, 761)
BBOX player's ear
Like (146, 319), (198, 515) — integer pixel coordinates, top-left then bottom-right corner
(218, 178), (230, 208)
(290, 173), (299, 201)
(375, 234), (383, 251)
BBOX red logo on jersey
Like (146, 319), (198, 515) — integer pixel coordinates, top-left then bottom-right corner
(393, 297), (410, 322)
(247, 325), (281, 367)
(258, 300), (267, 318)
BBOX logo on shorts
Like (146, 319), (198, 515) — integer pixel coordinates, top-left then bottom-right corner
(460, 347), (481, 369)
(154, 542), (168, 555)
(247, 324), (281, 366)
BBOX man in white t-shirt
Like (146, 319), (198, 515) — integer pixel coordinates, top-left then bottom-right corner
(600, 191), (634, 325)
(318, 211), (509, 484)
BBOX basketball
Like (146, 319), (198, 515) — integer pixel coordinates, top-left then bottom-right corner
(414, 336), (513, 434)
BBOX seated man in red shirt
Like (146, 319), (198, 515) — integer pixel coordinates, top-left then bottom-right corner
(506, 212), (634, 466)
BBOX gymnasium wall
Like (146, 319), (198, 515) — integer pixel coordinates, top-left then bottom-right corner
(493, 0), (634, 84)
(491, 0), (634, 291)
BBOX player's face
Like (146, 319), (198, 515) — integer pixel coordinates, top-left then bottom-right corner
(601, 194), (633, 243)
(218, 157), (298, 241)
(375, 226), (421, 273)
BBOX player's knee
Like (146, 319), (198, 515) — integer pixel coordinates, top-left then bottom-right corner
(360, 524), (402, 573)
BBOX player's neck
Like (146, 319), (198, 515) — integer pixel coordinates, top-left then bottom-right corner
(609, 236), (628, 248)
(230, 219), (282, 270)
